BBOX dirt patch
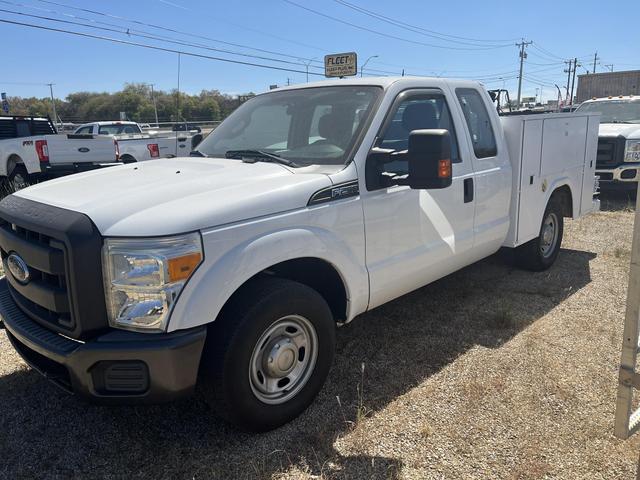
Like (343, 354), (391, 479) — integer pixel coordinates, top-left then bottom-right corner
(0, 192), (638, 479)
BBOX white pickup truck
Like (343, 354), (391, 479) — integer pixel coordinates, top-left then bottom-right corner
(74, 121), (201, 162)
(0, 77), (599, 432)
(0, 116), (118, 190)
(574, 96), (640, 189)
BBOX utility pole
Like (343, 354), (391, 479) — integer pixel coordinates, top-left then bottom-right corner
(605, 64), (614, 72)
(592, 52), (599, 74)
(176, 53), (181, 122)
(149, 83), (159, 127)
(564, 59), (573, 104)
(46, 83), (57, 127)
(516, 39), (533, 108)
(570, 57), (580, 105)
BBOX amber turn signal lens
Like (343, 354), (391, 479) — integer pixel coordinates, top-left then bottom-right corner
(438, 159), (451, 178)
(167, 252), (202, 282)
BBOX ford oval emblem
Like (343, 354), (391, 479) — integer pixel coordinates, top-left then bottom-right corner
(7, 252), (30, 284)
(78, 147), (90, 153)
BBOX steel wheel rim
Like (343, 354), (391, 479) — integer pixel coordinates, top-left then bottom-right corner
(540, 212), (559, 258)
(249, 314), (318, 405)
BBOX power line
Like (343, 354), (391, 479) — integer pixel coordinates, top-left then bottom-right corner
(33, 0), (322, 64)
(332, 0), (517, 46)
(0, 6), (325, 69)
(281, 0), (512, 51)
(0, 17), (328, 76)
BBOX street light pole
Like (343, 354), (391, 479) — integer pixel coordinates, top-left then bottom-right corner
(46, 83), (58, 128)
(149, 83), (159, 126)
(360, 55), (379, 77)
(300, 58), (316, 83)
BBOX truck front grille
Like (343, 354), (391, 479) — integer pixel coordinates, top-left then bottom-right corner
(0, 222), (75, 331)
(0, 195), (108, 339)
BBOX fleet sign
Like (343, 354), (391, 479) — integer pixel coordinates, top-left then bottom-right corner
(324, 52), (357, 78)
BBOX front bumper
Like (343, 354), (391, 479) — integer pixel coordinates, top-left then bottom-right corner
(0, 278), (206, 403)
(597, 162), (640, 184)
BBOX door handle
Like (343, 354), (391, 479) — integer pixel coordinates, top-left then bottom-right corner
(463, 178), (474, 203)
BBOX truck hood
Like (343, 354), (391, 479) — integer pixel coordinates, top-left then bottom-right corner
(15, 157), (332, 236)
(599, 123), (640, 139)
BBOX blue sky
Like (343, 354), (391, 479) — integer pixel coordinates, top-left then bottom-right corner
(2, 0), (639, 103)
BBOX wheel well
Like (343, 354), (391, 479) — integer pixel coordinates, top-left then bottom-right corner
(236, 258), (348, 323)
(120, 154), (137, 164)
(551, 185), (573, 217)
(6, 154), (22, 175)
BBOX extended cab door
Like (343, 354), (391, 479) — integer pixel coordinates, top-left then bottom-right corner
(450, 87), (512, 254)
(361, 88), (477, 309)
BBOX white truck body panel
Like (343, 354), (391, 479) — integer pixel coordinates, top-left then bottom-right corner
(501, 112), (599, 247)
(13, 77), (600, 333)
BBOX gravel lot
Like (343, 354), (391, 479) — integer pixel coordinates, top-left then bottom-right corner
(1, 191), (639, 479)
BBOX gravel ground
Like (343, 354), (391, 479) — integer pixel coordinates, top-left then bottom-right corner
(1, 191), (639, 479)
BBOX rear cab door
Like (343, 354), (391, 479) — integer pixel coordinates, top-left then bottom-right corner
(448, 84), (512, 256)
(360, 83), (477, 309)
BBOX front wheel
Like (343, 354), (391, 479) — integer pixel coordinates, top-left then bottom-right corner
(200, 277), (335, 431)
(515, 196), (564, 271)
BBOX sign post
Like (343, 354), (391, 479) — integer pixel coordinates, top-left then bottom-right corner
(324, 52), (357, 78)
(1, 93), (9, 114)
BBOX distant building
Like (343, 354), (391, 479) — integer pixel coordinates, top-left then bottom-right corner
(576, 70), (640, 103)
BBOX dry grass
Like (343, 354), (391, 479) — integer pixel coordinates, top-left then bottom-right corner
(1, 190), (639, 479)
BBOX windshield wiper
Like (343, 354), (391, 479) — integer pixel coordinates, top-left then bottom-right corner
(225, 149), (299, 168)
(611, 120), (634, 124)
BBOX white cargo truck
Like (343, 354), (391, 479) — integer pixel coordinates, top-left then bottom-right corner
(0, 77), (599, 431)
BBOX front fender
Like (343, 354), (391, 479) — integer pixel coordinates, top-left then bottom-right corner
(167, 225), (368, 332)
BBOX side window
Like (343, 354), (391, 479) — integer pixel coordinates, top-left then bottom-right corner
(376, 95), (460, 176)
(455, 88), (497, 158)
(76, 126), (92, 134)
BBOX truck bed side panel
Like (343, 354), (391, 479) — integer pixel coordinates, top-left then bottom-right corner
(501, 112), (599, 247)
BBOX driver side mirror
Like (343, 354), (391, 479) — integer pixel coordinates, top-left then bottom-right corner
(407, 129), (452, 190)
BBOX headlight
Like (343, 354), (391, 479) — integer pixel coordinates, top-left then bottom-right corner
(102, 233), (203, 332)
(625, 140), (640, 163)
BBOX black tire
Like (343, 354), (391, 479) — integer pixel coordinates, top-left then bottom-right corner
(515, 196), (564, 271)
(200, 277), (335, 432)
(120, 155), (137, 164)
(5, 165), (33, 193)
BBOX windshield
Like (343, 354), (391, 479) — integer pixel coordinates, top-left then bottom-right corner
(575, 100), (640, 124)
(195, 86), (382, 166)
(98, 124), (142, 134)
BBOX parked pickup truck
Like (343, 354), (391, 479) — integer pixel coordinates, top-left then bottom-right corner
(74, 121), (202, 162)
(0, 77), (599, 432)
(575, 96), (640, 189)
(0, 116), (118, 190)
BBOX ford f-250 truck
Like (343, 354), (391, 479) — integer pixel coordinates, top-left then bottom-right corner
(575, 96), (640, 190)
(0, 116), (119, 191)
(0, 77), (599, 431)
(74, 121), (202, 162)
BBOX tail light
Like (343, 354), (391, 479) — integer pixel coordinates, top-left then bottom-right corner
(147, 143), (160, 158)
(114, 139), (120, 161)
(35, 140), (49, 162)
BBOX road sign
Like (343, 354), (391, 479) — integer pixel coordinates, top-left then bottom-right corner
(324, 52), (357, 78)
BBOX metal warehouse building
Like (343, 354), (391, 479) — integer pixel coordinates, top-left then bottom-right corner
(576, 70), (640, 103)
